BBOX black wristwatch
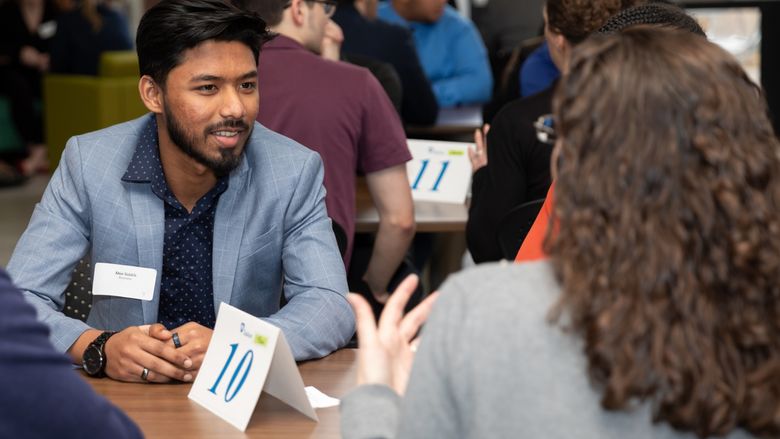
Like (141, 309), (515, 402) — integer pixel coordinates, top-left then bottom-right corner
(82, 331), (116, 377)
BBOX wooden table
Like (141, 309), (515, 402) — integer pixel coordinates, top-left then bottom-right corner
(406, 105), (483, 140)
(86, 349), (358, 439)
(355, 177), (468, 234)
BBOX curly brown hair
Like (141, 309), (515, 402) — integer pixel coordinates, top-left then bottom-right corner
(545, 0), (636, 43)
(547, 27), (780, 437)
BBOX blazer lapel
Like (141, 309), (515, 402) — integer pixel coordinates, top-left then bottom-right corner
(128, 183), (165, 324)
(212, 158), (250, 313)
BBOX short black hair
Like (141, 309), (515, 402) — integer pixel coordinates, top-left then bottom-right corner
(237, 0), (289, 27)
(597, 2), (706, 36)
(136, 0), (271, 86)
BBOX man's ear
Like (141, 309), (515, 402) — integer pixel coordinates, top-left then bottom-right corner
(289, 0), (307, 26)
(138, 75), (164, 114)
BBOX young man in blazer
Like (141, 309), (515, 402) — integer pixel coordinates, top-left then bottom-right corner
(7, 0), (354, 383)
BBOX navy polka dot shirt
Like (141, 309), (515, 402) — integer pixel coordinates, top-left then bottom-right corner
(122, 119), (228, 329)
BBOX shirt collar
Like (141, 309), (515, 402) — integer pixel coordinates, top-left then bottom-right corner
(122, 115), (164, 184)
(263, 34), (309, 52)
(122, 115), (232, 207)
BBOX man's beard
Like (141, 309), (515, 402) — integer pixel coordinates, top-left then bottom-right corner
(163, 105), (249, 177)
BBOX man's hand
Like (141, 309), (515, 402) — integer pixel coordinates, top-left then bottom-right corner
(150, 321), (213, 372)
(103, 325), (194, 383)
(469, 124), (490, 173)
(348, 274), (439, 396)
(321, 19), (343, 61)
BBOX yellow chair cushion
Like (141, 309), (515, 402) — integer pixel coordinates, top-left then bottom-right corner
(44, 51), (147, 169)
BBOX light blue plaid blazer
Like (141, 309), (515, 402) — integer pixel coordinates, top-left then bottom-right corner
(7, 114), (354, 361)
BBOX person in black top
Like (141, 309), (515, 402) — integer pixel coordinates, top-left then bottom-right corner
(333, 0), (438, 126)
(0, 0), (58, 180)
(467, 86), (554, 262)
(466, 0), (626, 263)
(467, 1), (706, 263)
(50, 0), (133, 76)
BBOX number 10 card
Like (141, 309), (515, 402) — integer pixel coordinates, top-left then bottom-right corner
(189, 302), (317, 431)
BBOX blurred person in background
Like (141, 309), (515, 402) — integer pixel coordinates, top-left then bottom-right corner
(466, 0), (624, 263)
(518, 0), (646, 97)
(514, 2), (708, 263)
(0, 0), (58, 183)
(244, 0), (416, 308)
(333, 0), (439, 125)
(377, 0), (492, 107)
(50, 0), (133, 75)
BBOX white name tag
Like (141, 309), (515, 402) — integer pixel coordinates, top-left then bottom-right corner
(189, 303), (317, 431)
(92, 263), (157, 301)
(38, 21), (57, 40)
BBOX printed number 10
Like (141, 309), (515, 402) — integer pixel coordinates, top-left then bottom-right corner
(411, 160), (450, 192)
(208, 343), (254, 402)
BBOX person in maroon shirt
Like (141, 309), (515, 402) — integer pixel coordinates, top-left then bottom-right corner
(243, 0), (415, 305)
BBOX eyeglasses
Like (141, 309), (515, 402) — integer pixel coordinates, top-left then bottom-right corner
(284, 0), (338, 17)
(533, 114), (556, 145)
(312, 0), (338, 16)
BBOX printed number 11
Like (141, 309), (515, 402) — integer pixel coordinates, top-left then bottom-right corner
(208, 343), (254, 402)
(411, 160), (450, 192)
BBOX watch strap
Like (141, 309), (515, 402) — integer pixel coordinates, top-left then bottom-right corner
(84, 330), (116, 377)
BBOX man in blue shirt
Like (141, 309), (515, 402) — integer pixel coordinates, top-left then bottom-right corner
(377, 0), (492, 107)
(518, 42), (560, 98)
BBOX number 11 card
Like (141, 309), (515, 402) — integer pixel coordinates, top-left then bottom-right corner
(407, 139), (472, 204)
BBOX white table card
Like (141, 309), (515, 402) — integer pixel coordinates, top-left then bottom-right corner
(406, 139), (473, 204)
(189, 303), (317, 431)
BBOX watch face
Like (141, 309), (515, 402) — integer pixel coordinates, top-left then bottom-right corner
(82, 345), (104, 376)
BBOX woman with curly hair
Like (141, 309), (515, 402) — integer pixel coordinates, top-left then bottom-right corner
(342, 27), (779, 438)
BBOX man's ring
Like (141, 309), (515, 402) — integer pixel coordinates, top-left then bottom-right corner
(172, 332), (182, 349)
(141, 367), (150, 381)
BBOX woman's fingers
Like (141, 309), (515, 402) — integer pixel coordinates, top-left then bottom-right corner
(348, 293), (378, 346)
(399, 292), (440, 343)
(378, 274), (419, 334)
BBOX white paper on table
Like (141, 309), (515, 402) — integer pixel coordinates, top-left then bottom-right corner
(305, 386), (340, 408)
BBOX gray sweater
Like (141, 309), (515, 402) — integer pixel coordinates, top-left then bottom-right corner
(340, 261), (754, 439)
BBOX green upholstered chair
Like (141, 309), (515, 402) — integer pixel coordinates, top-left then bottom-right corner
(44, 51), (147, 169)
(98, 51), (140, 78)
(0, 97), (24, 154)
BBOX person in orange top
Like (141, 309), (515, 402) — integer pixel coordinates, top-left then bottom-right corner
(515, 182), (554, 262)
